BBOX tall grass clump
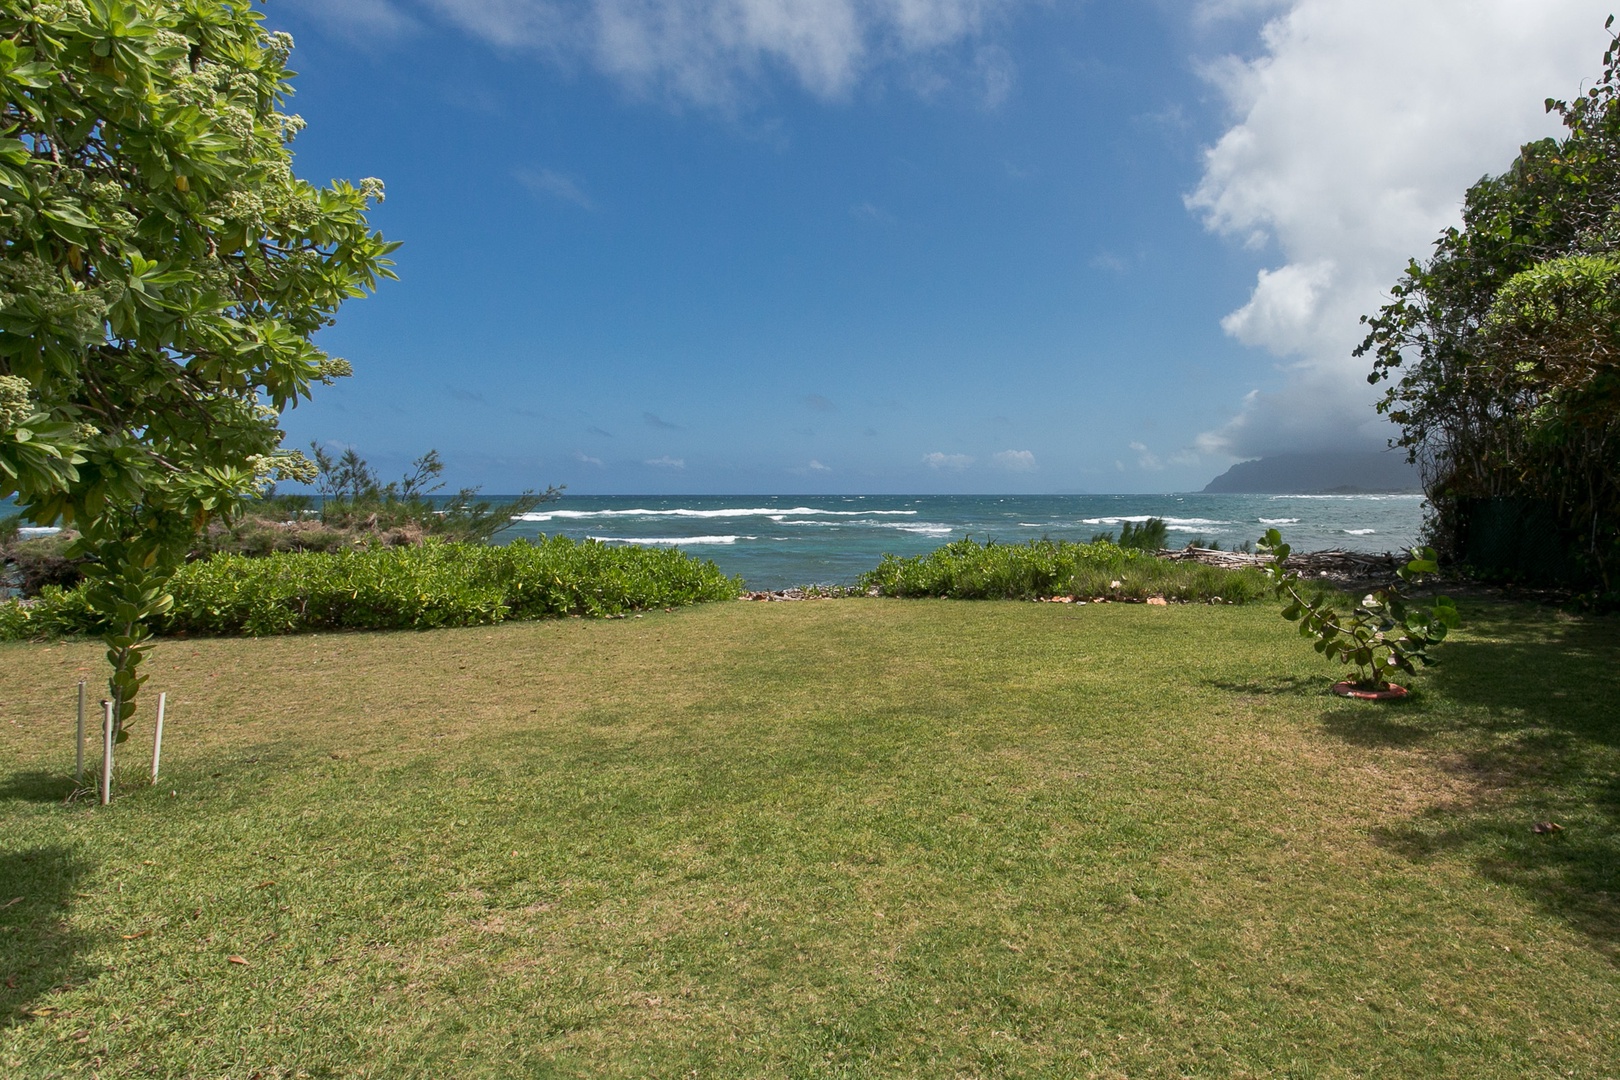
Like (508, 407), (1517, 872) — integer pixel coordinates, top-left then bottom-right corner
(0, 537), (741, 639)
(858, 537), (1268, 602)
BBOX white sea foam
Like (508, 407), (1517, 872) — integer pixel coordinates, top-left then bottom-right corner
(1080, 516), (1232, 529)
(1269, 494), (1424, 501)
(587, 534), (748, 545)
(1259, 517), (1301, 525)
(517, 506), (917, 522)
(862, 521), (953, 535)
(17, 526), (60, 538)
(1344, 528), (1377, 535)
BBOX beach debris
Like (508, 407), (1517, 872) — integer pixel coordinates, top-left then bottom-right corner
(1532, 821), (1564, 834)
(1037, 594), (1191, 605)
(742, 586), (862, 601)
(1165, 546), (1404, 583)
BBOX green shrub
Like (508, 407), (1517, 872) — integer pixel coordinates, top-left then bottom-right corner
(0, 538), (741, 640)
(0, 598), (28, 638)
(1088, 518), (1171, 551)
(1118, 518), (1170, 551)
(857, 538), (1268, 602)
(1258, 529), (1460, 690)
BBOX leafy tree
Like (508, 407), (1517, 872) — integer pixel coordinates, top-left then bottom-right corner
(0, 0), (396, 748)
(1359, 18), (1620, 592)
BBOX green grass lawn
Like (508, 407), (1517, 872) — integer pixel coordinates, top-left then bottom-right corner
(2, 599), (1618, 1078)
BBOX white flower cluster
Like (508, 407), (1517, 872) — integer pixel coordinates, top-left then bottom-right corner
(0, 375), (34, 431)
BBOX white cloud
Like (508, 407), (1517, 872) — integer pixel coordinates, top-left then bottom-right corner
(645, 455), (686, 468)
(1191, 0), (1292, 28)
(1188, 0), (1611, 458)
(285, 0), (419, 42)
(808, 458), (831, 471)
(991, 449), (1035, 471)
(1128, 441), (1162, 471)
(516, 168), (596, 209)
(1089, 250), (1128, 275)
(572, 450), (605, 466)
(974, 43), (1015, 109)
(923, 451), (973, 469)
(380, 0), (1021, 107)
(1217, 260), (1333, 354)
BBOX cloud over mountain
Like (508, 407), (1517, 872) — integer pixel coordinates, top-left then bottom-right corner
(1188, 0), (1609, 458)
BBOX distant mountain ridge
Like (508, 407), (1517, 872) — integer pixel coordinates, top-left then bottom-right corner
(1202, 452), (1421, 495)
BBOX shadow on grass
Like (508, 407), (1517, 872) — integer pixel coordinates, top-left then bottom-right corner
(1316, 707), (1430, 748)
(0, 846), (92, 1026)
(0, 770), (82, 804)
(1203, 674), (1320, 697)
(1357, 605), (1620, 958)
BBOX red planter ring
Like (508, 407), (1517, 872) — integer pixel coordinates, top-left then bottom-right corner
(1332, 681), (1409, 700)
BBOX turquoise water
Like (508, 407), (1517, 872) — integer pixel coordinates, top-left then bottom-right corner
(502, 493), (1429, 590)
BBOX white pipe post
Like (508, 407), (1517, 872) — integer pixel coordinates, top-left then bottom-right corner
(75, 680), (85, 785)
(100, 700), (113, 806)
(151, 692), (166, 784)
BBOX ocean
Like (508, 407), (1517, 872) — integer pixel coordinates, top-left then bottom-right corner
(503, 493), (1430, 590)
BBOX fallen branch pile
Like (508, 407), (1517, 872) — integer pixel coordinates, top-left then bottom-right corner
(1163, 547), (1402, 581)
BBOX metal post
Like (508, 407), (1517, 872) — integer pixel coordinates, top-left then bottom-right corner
(100, 699), (113, 806)
(151, 692), (166, 784)
(75, 680), (85, 785)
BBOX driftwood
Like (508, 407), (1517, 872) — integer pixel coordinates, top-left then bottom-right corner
(1162, 546), (1402, 582)
(742, 586), (874, 601)
(744, 549), (1407, 601)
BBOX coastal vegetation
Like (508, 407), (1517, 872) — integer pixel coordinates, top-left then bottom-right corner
(0, 537), (740, 639)
(1090, 516), (1170, 551)
(3, 599), (1617, 1076)
(859, 536), (1269, 603)
(4, 532), (1277, 641)
(0, 444), (556, 597)
(1360, 24), (1620, 598)
(283, 443), (560, 546)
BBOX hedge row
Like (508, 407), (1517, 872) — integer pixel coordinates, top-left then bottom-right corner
(0, 537), (742, 639)
(857, 538), (1270, 602)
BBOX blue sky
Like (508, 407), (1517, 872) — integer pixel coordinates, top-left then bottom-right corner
(266, 0), (1607, 494)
